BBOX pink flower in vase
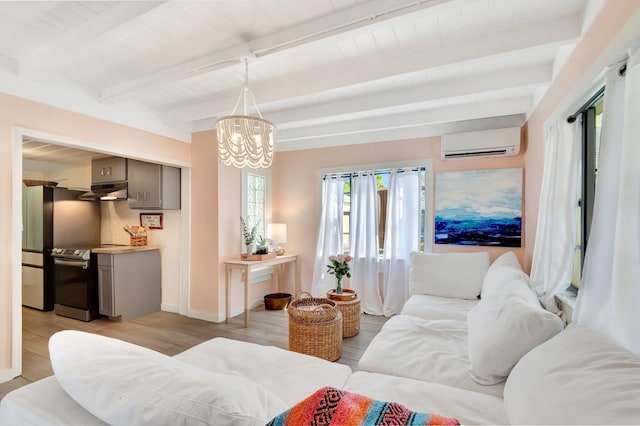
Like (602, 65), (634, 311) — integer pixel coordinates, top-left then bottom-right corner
(326, 253), (352, 294)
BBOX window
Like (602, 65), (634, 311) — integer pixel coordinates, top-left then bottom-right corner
(242, 168), (271, 245)
(330, 165), (431, 255)
(247, 174), (266, 239)
(571, 96), (603, 288)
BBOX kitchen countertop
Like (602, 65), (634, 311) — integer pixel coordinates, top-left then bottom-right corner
(92, 245), (159, 254)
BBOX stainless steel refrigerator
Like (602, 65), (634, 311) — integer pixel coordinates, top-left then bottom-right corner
(22, 185), (101, 310)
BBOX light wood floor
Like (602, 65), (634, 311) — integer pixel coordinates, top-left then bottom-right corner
(0, 306), (388, 400)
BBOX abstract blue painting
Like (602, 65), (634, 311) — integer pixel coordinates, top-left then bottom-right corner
(435, 168), (522, 247)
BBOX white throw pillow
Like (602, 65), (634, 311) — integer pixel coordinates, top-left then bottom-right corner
(504, 325), (640, 425)
(480, 251), (529, 299)
(49, 330), (287, 426)
(409, 252), (490, 299)
(467, 278), (564, 385)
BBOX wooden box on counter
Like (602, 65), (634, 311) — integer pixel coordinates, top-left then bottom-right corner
(130, 236), (147, 246)
(241, 253), (276, 261)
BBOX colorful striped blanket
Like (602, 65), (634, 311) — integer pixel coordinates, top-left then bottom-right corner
(267, 386), (460, 426)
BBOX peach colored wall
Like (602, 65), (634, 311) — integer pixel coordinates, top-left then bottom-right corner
(217, 157), (242, 316)
(191, 130), (301, 319)
(272, 137), (525, 293)
(0, 92), (189, 374)
(189, 131), (220, 316)
(191, 130), (265, 320)
(523, 0), (640, 271)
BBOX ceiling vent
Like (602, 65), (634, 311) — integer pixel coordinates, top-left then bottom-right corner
(441, 127), (520, 160)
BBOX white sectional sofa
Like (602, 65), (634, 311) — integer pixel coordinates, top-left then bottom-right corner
(0, 331), (507, 425)
(2, 251), (639, 425)
(359, 251), (558, 398)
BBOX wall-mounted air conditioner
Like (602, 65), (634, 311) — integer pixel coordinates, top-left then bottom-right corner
(441, 127), (520, 159)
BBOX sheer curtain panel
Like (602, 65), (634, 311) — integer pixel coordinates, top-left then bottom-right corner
(529, 119), (582, 313)
(382, 169), (420, 317)
(311, 176), (344, 296)
(350, 172), (383, 315)
(574, 47), (640, 355)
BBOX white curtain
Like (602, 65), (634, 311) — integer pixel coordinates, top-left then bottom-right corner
(311, 176), (344, 296)
(382, 169), (420, 317)
(575, 47), (640, 355)
(350, 172), (383, 315)
(529, 118), (582, 313)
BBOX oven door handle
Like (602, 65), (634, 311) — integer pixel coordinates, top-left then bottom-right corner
(53, 258), (89, 269)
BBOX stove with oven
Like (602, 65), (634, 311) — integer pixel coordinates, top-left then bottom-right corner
(51, 248), (100, 321)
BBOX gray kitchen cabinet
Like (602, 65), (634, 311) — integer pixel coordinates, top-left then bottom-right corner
(97, 249), (161, 321)
(127, 159), (180, 210)
(91, 157), (127, 184)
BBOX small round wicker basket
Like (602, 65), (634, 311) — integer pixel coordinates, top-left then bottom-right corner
(288, 292), (343, 361)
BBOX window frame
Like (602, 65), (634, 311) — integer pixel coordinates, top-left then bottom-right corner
(571, 95), (603, 290)
(317, 159), (434, 255)
(242, 167), (272, 248)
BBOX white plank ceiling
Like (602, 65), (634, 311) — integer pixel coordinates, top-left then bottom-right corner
(0, 0), (600, 151)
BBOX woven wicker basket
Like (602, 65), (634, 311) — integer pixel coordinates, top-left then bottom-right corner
(288, 292), (343, 361)
(130, 236), (147, 246)
(333, 297), (360, 338)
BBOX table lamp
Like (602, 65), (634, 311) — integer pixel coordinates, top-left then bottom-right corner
(267, 223), (287, 255)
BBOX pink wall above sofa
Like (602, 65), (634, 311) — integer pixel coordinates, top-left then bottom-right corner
(271, 136), (526, 293)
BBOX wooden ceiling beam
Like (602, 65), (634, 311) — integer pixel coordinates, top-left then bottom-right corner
(169, 14), (579, 124)
(98, 0), (453, 102)
(19, 2), (167, 75)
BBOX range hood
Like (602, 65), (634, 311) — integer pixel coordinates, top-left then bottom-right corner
(80, 182), (128, 200)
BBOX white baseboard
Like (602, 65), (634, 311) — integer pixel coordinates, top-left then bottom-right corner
(0, 367), (20, 384)
(161, 303), (179, 313)
(186, 309), (224, 323)
(186, 300), (264, 324)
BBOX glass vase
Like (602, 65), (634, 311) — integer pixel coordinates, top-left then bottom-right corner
(336, 277), (343, 294)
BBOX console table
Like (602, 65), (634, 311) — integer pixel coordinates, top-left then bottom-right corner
(224, 254), (300, 327)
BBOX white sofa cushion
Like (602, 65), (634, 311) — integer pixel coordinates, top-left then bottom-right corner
(467, 279), (564, 385)
(504, 324), (640, 425)
(174, 337), (352, 407)
(0, 376), (108, 426)
(344, 372), (508, 425)
(409, 251), (490, 299)
(49, 331), (287, 426)
(400, 294), (479, 321)
(480, 250), (529, 298)
(358, 315), (504, 397)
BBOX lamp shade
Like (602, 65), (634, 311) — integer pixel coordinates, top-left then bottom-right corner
(267, 223), (287, 243)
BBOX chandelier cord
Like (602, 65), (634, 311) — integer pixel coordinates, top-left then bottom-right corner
(215, 56), (275, 168)
(244, 58), (249, 87)
(243, 58), (249, 115)
(228, 58), (264, 118)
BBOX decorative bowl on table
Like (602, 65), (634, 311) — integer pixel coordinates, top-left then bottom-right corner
(264, 293), (292, 310)
(326, 288), (357, 301)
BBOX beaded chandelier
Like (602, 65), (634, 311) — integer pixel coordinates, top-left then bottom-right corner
(215, 59), (275, 168)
